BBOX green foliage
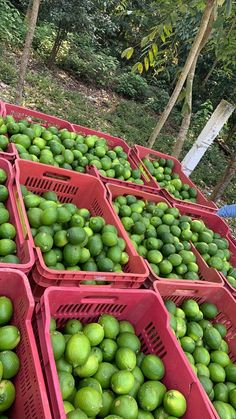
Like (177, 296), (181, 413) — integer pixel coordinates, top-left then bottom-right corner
(145, 87), (170, 113)
(0, 49), (17, 85)
(33, 24), (56, 57)
(59, 50), (119, 88)
(0, 0), (25, 44)
(114, 72), (149, 100)
(191, 100), (214, 135)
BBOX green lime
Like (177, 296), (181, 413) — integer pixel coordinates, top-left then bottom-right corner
(57, 207), (71, 223)
(117, 332), (141, 354)
(56, 357), (72, 374)
(99, 390), (115, 417)
(0, 224), (16, 240)
(102, 232), (118, 247)
(119, 321), (135, 334)
(110, 395), (138, 419)
(64, 319), (83, 335)
(111, 370), (135, 394)
(198, 375), (213, 395)
(98, 314), (119, 339)
(209, 363), (226, 383)
(0, 351), (20, 379)
(74, 354), (99, 378)
(203, 327), (222, 350)
(180, 336), (195, 353)
(65, 333), (91, 367)
(141, 354), (165, 380)
(225, 364), (236, 383)
(0, 208), (9, 224)
(0, 239), (16, 256)
(67, 227), (87, 245)
(99, 338), (117, 362)
(63, 244), (81, 266)
(0, 297), (13, 326)
(182, 300), (200, 319)
(50, 331), (65, 361)
(83, 323), (104, 346)
(74, 387), (102, 416)
(210, 351), (230, 368)
(78, 377), (102, 394)
(115, 348), (136, 371)
(163, 390), (187, 417)
(58, 370), (75, 400)
(0, 380), (15, 413)
(34, 232), (53, 253)
(200, 302), (218, 319)
(93, 362), (118, 389)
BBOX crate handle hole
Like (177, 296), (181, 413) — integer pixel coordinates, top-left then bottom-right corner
(81, 296), (118, 303)
(43, 172), (71, 182)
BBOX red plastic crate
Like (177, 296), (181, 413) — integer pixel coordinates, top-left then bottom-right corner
(106, 183), (223, 288)
(174, 202), (236, 296)
(72, 123), (157, 191)
(14, 160), (148, 299)
(153, 281), (236, 419)
(1, 102), (74, 130)
(0, 102), (74, 162)
(0, 102), (18, 161)
(131, 145), (217, 211)
(35, 286), (215, 419)
(0, 100), (5, 115)
(0, 158), (34, 273)
(0, 268), (51, 418)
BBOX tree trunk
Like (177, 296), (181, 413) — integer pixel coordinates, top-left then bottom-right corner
(15, 0), (41, 105)
(147, 0), (216, 149)
(202, 58), (218, 87)
(210, 152), (236, 201)
(25, 0), (34, 24)
(172, 57), (197, 159)
(172, 8), (215, 158)
(47, 26), (66, 69)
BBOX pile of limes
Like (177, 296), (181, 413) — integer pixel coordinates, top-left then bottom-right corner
(50, 313), (187, 418)
(0, 115), (144, 184)
(113, 195), (234, 281)
(0, 168), (19, 264)
(165, 298), (236, 418)
(142, 157), (197, 202)
(0, 295), (21, 414)
(22, 186), (129, 277)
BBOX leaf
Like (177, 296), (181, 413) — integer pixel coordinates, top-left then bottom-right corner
(160, 32), (166, 43)
(144, 56), (149, 71)
(121, 47), (134, 59)
(152, 43), (158, 57)
(141, 36), (149, 49)
(137, 62), (143, 74)
(149, 28), (158, 41)
(217, 0), (225, 5)
(132, 62), (143, 74)
(148, 50), (154, 66)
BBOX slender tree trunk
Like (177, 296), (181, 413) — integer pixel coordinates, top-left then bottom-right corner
(47, 26), (66, 69)
(202, 58), (218, 87)
(172, 57), (197, 158)
(15, 0), (41, 105)
(25, 0), (33, 24)
(147, 0), (216, 149)
(210, 152), (236, 201)
(172, 8), (215, 158)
